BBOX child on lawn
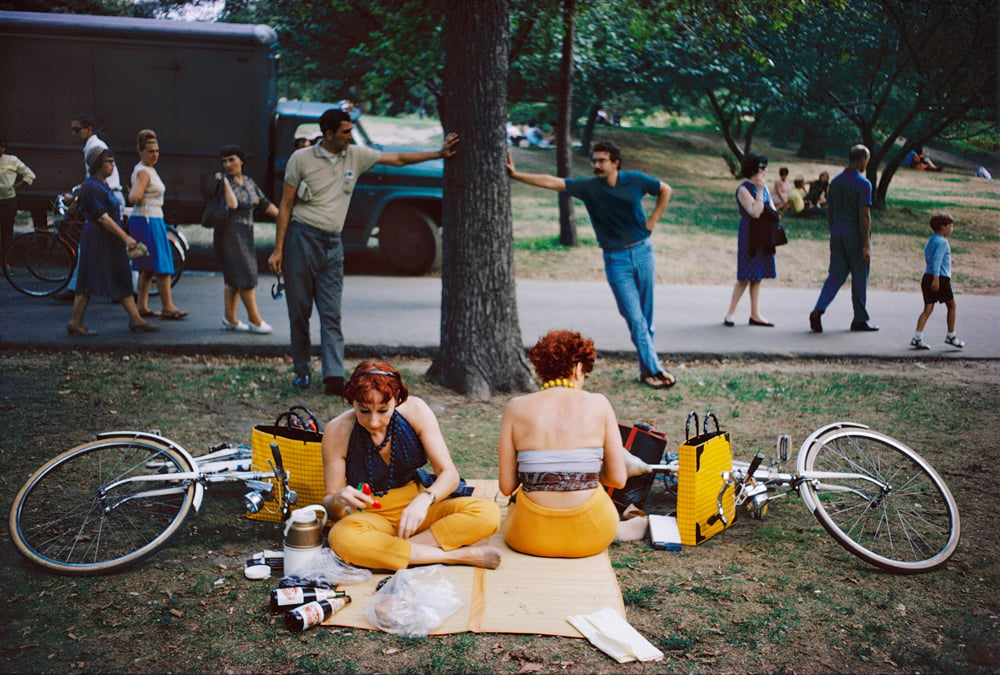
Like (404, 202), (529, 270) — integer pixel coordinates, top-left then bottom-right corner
(911, 214), (964, 350)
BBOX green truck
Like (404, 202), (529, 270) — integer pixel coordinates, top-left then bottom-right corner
(0, 10), (443, 274)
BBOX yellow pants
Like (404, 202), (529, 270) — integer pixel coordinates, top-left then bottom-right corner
(502, 487), (619, 558)
(327, 481), (500, 571)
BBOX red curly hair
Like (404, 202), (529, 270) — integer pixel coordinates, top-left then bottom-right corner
(343, 361), (409, 406)
(526, 330), (596, 382)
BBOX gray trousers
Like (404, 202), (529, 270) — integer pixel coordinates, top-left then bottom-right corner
(282, 220), (344, 381)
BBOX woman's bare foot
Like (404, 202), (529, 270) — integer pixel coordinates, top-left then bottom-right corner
(456, 545), (502, 569)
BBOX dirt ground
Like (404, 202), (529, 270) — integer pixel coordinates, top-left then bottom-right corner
(1, 353), (998, 674)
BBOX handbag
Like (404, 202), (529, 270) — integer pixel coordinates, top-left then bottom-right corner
(768, 209), (789, 248)
(606, 423), (668, 514)
(247, 405), (326, 522)
(200, 178), (228, 229)
(676, 411), (735, 546)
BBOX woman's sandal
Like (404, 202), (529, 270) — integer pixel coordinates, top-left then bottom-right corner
(160, 309), (189, 320)
(67, 323), (98, 337)
(138, 308), (161, 318)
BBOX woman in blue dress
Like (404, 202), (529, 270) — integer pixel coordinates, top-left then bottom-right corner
(214, 144), (278, 333)
(67, 148), (157, 336)
(128, 129), (187, 320)
(724, 152), (777, 328)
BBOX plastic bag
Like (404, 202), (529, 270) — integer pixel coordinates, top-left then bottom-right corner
(279, 547), (372, 588)
(364, 565), (462, 638)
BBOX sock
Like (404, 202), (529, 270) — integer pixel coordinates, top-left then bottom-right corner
(947, 332), (956, 339)
(913, 332), (922, 341)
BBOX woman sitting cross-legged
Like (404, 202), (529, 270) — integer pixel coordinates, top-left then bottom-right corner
(323, 361), (502, 571)
(498, 330), (627, 558)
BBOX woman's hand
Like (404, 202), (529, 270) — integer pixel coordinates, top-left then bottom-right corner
(328, 485), (376, 519)
(397, 491), (434, 539)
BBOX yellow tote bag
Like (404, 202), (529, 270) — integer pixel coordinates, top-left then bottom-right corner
(676, 411), (736, 546)
(247, 406), (326, 523)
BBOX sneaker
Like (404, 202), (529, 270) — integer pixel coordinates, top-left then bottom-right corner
(221, 318), (250, 332)
(945, 335), (965, 348)
(292, 374), (311, 390)
(910, 337), (930, 350)
(247, 320), (273, 335)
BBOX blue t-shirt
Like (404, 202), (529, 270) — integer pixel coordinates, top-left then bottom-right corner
(826, 168), (872, 235)
(924, 233), (951, 278)
(564, 171), (661, 249)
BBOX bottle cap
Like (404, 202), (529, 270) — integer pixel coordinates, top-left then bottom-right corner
(244, 564), (272, 580)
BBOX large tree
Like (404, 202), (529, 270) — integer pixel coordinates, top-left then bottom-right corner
(426, 0), (534, 397)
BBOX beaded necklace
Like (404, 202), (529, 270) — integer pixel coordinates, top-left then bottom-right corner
(540, 378), (575, 390)
(362, 416), (396, 497)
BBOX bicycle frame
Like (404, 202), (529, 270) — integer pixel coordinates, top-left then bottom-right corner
(94, 430), (293, 519)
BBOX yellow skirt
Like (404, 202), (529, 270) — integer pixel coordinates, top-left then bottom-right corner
(328, 481), (500, 571)
(502, 487), (618, 558)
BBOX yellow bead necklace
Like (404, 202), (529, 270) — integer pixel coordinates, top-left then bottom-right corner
(540, 378), (575, 390)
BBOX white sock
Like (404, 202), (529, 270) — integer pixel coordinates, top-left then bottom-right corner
(947, 332), (956, 339)
(913, 332), (923, 341)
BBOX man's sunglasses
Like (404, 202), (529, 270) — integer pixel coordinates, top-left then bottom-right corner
(271, 275), (285, 300)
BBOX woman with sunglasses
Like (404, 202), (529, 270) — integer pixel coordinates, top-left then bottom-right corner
(724, 152), (778, 328)
(214, 144), (278, 333)
(322, 361), (502, 570)
(67, 148), (156, 336)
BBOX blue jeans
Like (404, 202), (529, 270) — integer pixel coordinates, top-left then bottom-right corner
(282, 220), (345, 381)
(814, 229), (870, 324)
(602, 238), (663, 378)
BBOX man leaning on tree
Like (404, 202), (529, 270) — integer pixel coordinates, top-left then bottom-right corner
(506, 141), (675, 389)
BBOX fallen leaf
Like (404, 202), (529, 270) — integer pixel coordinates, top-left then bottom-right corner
(382, 647), (400, 655)
(169, 609), (184, 618)
(518, 663), (543, 674)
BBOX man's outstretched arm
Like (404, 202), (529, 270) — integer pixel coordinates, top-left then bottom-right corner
(506, 150), (567, 191)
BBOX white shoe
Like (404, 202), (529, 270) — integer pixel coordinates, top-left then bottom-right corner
(910, 337), (930, 350)
(221, 318), (250, 332)
(247, 320), (273, 335)
(945, 335), (965, 348)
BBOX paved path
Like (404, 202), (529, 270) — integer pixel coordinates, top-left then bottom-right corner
(2, 272), (996, 361)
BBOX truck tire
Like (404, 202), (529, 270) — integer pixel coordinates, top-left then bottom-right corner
(377, 205), (441, 276)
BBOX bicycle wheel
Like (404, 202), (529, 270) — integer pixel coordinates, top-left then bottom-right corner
(9, 436), (198, 575)
(798, 427), (960, 574)
(2, 231), (75, 297)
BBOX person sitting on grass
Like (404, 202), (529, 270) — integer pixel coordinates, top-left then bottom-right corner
(497, 330), (627, 558)
(322, 361), (502, 571)
(911, 214), (964, 350)
(904, 146), (943, 172)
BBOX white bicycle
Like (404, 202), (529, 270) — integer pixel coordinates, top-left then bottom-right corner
(648, 420), (961, 574)
(9, 431), (296, 576)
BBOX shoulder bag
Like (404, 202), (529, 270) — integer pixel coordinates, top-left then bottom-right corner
(200, 178), (228, 229)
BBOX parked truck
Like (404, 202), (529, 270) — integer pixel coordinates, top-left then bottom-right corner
(0, 10), (443, 274)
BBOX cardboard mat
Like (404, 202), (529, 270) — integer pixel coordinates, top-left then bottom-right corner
(323, 480), (625, 637)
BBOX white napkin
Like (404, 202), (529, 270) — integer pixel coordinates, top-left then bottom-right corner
(567, 607), (663, 663)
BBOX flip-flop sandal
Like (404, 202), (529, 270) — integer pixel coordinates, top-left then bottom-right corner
(161, 310), (189, 320)
(138, 309), (161, 318)
(640, 373), (673, 389)
(656, 371), (677, 388)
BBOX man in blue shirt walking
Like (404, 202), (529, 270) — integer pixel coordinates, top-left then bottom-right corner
(507, 142), (675, 388)
(809, 144), (879, 333)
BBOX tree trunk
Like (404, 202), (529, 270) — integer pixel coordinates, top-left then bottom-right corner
(556, 0), (577, 247)
(577, 102), (600, 157)
(428, 0), (534, 398)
